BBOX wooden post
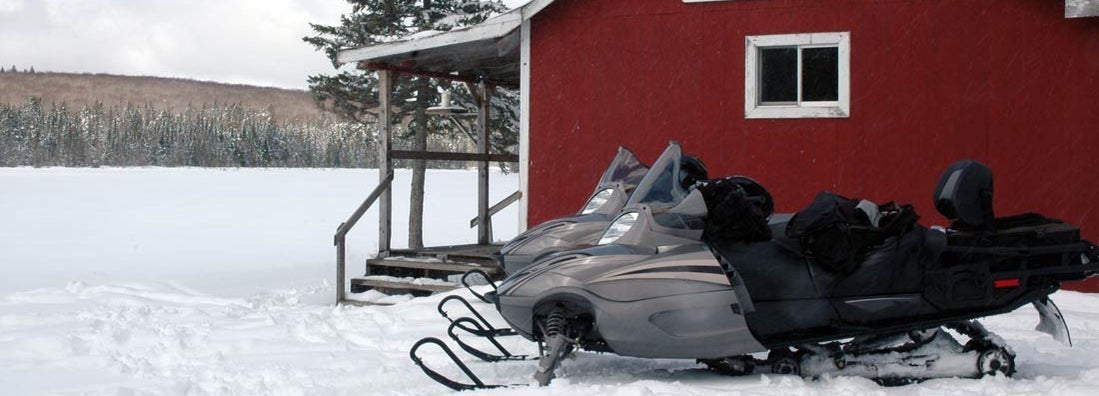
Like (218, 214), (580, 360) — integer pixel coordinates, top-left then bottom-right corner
(476, 83), (493, 244)
(378, 70), (394, 258)
(336, 228), (346, 303)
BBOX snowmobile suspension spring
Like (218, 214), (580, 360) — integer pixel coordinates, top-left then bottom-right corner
(544, 309), (566, 338)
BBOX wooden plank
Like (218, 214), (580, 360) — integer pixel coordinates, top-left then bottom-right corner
(471, 190), (522, 228)
(339, 299), (394, 307)
(389, 150), (518, 163)
(336, 238), (346, 304)
(350, 278), (458, 294)
(378, 69), (393, 257)
(518, 18), (531, 232)
(367, 258), (502, 275)
(387, 243), (502, 256)
(477, 83), (493, 244)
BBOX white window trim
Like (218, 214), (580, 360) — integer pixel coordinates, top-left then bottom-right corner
(745, 32), (850, 119)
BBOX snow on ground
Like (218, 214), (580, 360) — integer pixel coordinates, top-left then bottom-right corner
(2, 167), (1099, 395)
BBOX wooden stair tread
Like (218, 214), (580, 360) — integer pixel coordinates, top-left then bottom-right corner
(367, 257), (502, 275)
(350, 277), (459, 293)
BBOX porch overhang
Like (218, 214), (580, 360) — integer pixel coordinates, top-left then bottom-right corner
(335, 1), (557, 88)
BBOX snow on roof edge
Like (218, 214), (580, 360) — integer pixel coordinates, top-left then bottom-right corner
(336, 0), (556, 66)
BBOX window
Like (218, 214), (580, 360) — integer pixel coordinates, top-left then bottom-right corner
(745, 32), (850, 119)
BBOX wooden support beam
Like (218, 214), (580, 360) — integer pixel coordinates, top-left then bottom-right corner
(363, 62), (517, 89)
(378, 69), (394, 257)
(476, 82), (493, 244)
(389, 150), (518, 163)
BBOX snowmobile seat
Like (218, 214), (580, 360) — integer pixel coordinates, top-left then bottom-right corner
(934, 159), (994, 231)
(933, 159), (1083, 259)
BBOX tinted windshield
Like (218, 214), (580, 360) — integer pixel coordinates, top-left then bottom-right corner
(597, 147), (649, 190)
(625, 143), (688, 210)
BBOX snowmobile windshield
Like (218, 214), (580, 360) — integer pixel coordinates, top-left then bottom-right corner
(625, 143), (688, 211)
(597, 147), (649, 191)
(580, 147), (649, 215)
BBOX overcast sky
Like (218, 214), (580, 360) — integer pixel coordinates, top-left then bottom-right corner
(0, 0), (530, 90)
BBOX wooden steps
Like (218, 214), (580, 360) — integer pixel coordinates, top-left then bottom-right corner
(350, 277), (459, 297)
(349, 243), (503, 298)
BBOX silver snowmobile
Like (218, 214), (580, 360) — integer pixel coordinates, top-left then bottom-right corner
(492, 142), (707, 276)
(492, 146), (650, 275)
(414, 159), (1099, 390)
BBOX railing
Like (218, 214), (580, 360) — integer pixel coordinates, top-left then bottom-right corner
(334, 171), (395, 303)
(469, 190), (523, 242)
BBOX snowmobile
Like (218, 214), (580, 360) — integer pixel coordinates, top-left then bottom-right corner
(461, 143), (707, 302)
(413, 159), (1099, 390)
(491, 146), (649, 276)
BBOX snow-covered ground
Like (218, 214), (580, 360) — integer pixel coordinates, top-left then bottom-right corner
(2, 167), (1099, 395)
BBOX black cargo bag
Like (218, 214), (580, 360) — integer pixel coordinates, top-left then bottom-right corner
(697, 176), (774, 244)
(786, 191), (919, 273)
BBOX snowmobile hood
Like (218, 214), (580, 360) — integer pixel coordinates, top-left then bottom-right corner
(495, 243), (725, 300)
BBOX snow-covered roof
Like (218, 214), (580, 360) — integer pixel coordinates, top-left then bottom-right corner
(1067, 0), (1099, 18)
(336, 0), (557, 88)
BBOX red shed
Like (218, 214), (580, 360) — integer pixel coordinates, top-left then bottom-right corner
(338, 0), (1099, 291)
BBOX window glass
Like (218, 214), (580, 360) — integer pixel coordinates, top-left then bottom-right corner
(759, 47), (797, 103)
(801, 47), (839, 102)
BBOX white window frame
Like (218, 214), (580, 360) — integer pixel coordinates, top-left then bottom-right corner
(745, 32), (850, 119)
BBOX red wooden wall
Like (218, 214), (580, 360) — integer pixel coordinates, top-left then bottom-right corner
(526, 0), (1099, 290)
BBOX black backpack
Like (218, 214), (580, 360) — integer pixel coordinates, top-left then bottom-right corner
(786, 191), (919, 273)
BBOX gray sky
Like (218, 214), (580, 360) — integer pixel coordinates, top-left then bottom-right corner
(0, 0), (530, 90)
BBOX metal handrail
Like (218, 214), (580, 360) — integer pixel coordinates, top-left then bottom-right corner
(334, 171), (395, 303)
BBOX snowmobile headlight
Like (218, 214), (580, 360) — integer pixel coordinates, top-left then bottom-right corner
(580, 189), (614, 215)
(598, 212), (639, 245)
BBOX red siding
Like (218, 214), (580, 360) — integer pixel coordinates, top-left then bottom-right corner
(527, 0), (1099, 290)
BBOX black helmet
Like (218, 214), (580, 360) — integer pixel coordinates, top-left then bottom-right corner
(679, 155), (708, 188)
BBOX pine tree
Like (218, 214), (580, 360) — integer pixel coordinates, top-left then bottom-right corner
(305, 0), (517, 249)
(29, 66), (35, 74)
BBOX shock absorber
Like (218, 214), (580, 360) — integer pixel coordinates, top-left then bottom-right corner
(535, 307), (572, 386)
(543, 309), (566, 338)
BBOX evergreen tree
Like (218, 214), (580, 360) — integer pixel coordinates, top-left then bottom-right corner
(29, 66), (35, 74)
(304, 0), (517, 249)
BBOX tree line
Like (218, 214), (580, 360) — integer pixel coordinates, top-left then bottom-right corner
(0, 66), (35, 73)
(0, 98), (478, 168)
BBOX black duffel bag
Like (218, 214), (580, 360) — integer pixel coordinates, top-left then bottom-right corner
(786, 191), (918, 273)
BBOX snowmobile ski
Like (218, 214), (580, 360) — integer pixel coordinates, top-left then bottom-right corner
(409, 337), (510, 391)
(460, 269), (498, 304)
(437, 295), (516, 338)
(448, 317), (533, 362)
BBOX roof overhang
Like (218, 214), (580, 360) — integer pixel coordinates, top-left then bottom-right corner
(336, 0), (557, 89)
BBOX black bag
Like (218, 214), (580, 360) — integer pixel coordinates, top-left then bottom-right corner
(786, 192), (919, 273)
(697, 176), (773, 244)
